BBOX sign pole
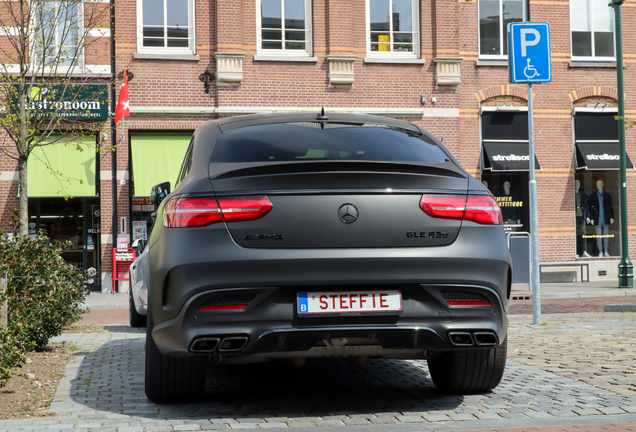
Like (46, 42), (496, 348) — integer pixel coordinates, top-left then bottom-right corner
(110, 0), (118, 293)
(527, 83), (541, 324)
(508, 22), (550, 324)
(613, 0), (633, 288)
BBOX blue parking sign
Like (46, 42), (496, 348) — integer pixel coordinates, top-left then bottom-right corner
(508, 22), (551, 84)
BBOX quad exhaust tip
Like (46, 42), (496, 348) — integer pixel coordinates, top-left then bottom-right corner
(448, 331), (498, 347)
(219, 336), (249, 352)
(190, 337), (221, 353)
(190, 335), (249, 353)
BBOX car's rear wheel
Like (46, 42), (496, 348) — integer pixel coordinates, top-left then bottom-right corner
(427, 336), (507, 394)
(144, 307), (207, 402)
(129, 291), (146, 328)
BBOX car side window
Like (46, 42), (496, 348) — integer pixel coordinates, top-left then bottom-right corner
(176, 139), (194, 185)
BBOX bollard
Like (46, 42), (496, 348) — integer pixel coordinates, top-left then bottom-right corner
(0, 272), (7, 329)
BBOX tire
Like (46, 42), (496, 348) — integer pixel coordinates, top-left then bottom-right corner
(144, 307), (207, 402)
(427, 336), (507, 394)
(129, 291), (146, 328)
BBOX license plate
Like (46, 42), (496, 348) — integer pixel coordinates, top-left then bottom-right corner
(297, 290), (402, 315)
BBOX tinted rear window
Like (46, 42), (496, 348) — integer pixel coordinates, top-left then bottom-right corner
(211, 123), (451, 163)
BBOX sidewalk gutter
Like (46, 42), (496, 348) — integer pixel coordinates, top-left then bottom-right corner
(512, 290), (636, 300)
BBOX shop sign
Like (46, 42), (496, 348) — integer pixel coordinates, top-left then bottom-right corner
(132, 197), (156, 212)
(586, 154), (619, 161)
(492, 154), (530, 162)
(13, 84), (108, 120)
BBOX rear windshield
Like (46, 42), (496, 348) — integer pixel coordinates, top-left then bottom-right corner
(211, 122), (451, 163)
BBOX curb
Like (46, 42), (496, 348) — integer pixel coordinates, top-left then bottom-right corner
(511, 290), (636, 300)
(604, 304), (636, 312)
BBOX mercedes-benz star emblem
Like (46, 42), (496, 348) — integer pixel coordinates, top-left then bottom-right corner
(338, 204), (359, 224)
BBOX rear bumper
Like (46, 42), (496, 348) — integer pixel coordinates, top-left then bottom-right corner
(147, 221), (511, 357)
(151, 283), (508, 357)
(148, 222), (511, 321)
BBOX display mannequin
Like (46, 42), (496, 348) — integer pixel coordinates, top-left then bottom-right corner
(586, 180), (614, 257)
(575, 180), (591, 258)
(501, 181), (521, 225)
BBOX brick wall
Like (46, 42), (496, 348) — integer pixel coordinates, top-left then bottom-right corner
(1, 0), (635, 284)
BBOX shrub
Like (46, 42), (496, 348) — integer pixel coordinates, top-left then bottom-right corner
(0, 322), (32, 386)
(0, 215), (89, 350)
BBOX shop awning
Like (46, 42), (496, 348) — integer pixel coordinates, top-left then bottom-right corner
(27, 135), (96, 197)
(482, 143), (541, 171)
(131, 133), (192, 197)
(575, 143), (634, 170)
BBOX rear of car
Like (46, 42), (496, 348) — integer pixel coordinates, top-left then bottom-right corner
(143, 113), (511, 402)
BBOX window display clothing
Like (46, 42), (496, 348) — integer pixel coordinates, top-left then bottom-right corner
(575, 188), (589, 256)
(500, 182), (521, 225)
(587, 188), (614, 256)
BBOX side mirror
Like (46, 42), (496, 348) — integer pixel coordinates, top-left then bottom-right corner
(131, 238), (145, 254)
(150, 182), (170, 206)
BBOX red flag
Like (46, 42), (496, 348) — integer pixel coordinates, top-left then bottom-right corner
(114, 69), (130, 124)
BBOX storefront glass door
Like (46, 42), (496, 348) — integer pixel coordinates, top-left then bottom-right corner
(28, 197), (101, 290)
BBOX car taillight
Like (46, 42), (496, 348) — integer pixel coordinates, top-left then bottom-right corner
(464, 195), (503, 225)
(419, 194), (502, 225)
(164, 197), (222, 228)
(164, 195), (273, 228)
(218, 196), (273, 222)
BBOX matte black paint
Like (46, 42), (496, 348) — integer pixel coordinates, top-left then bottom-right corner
(145, 113), (512, 359)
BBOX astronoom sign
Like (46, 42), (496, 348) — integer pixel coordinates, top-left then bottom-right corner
(15, 84), (108, 120)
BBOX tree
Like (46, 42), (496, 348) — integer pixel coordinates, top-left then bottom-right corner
(0, 0), (111, 235)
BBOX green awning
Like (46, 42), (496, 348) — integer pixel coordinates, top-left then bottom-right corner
(27, 135), (97, 197)
(131, 133), (191, 197)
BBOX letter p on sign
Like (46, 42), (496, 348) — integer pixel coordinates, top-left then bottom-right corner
(520, 28), (540, 56)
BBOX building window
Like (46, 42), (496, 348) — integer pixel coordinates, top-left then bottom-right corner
(137, 0), (194, 53)
(478, 0), (524, 58)
(257, 0), (312, 55)
(570, 0), (614, 59)
(366, 0), (419, 57)
(34, 1), (81, 67)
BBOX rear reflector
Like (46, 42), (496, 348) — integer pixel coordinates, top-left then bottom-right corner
(419, 194), (502, 225)
(198, 304), (248, 311)
(441, 291), (492, 306)
(164, 195), (273, 228)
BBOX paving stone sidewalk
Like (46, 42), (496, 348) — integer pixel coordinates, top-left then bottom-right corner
(3, 312), (636, 431)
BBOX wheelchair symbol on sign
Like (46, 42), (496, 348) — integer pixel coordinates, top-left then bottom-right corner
(524, 58), (540, 79)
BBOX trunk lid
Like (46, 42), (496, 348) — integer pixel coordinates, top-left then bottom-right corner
(209, 161), (469, 248)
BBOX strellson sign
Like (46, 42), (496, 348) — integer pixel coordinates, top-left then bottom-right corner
(15, 84), (108, 120)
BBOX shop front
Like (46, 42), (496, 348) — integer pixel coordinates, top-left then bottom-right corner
(480, 109), (540, 233)
(573, 110), (633, 258)
(129, 132), (192, 242)
(27, 134), (101, 289)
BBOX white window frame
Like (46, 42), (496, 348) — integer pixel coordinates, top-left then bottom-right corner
(136, 0), (196, 55)
(477, 0), (526, 60)
(256, 0), (313, 57)
(32, 0), (85, 72)
(570, 0), (615, 61)
(365, 0), (419, 58)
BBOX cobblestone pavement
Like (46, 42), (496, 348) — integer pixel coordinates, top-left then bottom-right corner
(3, 312), (636, 431)
(509, 296), (636, 315)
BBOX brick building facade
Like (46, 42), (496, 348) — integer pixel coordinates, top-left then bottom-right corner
(0, 0), (634, 289)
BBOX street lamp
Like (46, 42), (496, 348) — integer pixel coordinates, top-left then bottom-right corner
(612, 0), (634, 288)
